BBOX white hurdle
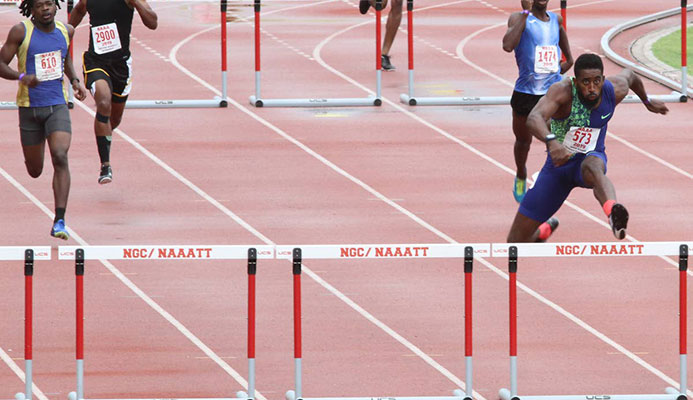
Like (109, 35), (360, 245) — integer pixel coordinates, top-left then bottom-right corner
(0, 246), (51, 400)
(248, 0), (382, 108)
(275, 243), (491, 400)
(492, 241), (691, 400)
(58, 244), (274, 400)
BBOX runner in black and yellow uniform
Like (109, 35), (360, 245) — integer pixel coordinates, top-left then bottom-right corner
(69, 0), (157, 184)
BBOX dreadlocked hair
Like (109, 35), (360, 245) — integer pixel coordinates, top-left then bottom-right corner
(19, 0), (63, 18)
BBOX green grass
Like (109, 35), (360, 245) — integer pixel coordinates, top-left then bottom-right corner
(651, 28), (692, 73)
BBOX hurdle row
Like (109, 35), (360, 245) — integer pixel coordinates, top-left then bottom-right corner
(2, 242), (691, 400)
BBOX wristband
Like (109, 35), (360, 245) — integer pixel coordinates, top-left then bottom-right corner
(545, 133), (557, 143)
(522, 9), (530, 15)
(18, 73), (25, 81)
(71, 77), (80, 85)
(643, 97), (651, 106)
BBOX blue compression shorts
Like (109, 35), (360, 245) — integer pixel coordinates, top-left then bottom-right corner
(518, 151), (608, 222)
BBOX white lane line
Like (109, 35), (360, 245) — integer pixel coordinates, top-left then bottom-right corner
(0, 345), (49, 400)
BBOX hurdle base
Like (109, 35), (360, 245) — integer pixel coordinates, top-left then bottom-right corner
(68, 390), (249, 400)
(125, 97), (228, 109)
(15, 393), (26, 400)
(249, 96), (381, 108)
(620, 92), (688, 104)
(285, 390), (468, 400)
(399, 94), (510, 106)
(499, 388), (683, 400)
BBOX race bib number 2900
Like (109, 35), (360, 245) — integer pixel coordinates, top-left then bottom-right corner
(92, 23), (122, 55)
(563, 126), (600, 154)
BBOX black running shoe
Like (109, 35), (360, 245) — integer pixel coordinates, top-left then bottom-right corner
(609, 203), (629, 240)
(359, 0), (370, 14)
(381, 54), (395, 71)
(536, 217), (559, 243)
(98, 164), (112, 185)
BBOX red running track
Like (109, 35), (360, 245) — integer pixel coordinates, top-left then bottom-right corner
(0, 0), (691, 399)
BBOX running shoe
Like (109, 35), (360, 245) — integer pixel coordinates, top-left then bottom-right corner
(50, 219), (69, 240)
(381, 54), (395, 71)
(359, 0), (370, 14)
(98, 164), (112, 184)
(536, 217), (559, 243)
(609, 203), (629, 240)
(513, 177), (527, 203)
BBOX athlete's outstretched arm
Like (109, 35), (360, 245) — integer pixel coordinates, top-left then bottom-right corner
(609, 69), (668, 114)
(68, 0), (87, 27)
(128, 0), (158, 30)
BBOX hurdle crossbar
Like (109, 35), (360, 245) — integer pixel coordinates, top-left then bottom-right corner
(248, 0), (382, 108)
(0, 247), (51, 400)
(60, 245), (273, 400)
(601, 2), (692, 103)
(494, 242), (690, 400)
(278, 243), (488, 400)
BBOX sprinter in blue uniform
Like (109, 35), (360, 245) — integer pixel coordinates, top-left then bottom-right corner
(503, 0), (573, 203)
(69, 0), (157, 184)
(0, 0), (86, 240)
(506, 54), (669, 243)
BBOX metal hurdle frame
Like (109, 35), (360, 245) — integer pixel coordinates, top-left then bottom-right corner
(248, 0), (382, 108)
(1, 247), (52, 400)
(492, 241), (692, 400)
(399, 0), (569, 106)
(400, 0), (688, 106)
(601, 2), (691, 103)
(0, 0), (230, 111)
(58, 245), (274, 400)
(275, 243), (490, 400)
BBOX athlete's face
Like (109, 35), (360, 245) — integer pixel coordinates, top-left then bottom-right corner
(575, 68), (604, 109)
(31, 0), (57, 25)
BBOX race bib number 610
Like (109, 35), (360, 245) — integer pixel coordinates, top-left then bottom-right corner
(92, 23), (122, 55)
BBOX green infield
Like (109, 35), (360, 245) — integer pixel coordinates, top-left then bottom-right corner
(651, 27), (692, 74)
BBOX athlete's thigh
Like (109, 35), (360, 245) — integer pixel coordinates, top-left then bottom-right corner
(519, 162), (575, 222)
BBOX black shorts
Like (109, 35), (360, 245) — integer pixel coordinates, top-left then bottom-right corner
(83, 51), (132, 104)
(19, 104), (72, 146)
(510, 90), (544, 117)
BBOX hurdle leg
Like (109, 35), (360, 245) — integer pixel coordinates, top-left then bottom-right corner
(463, 247), (473, 400)
(248, 249), (257, 399)
(21, 250), (34, 400)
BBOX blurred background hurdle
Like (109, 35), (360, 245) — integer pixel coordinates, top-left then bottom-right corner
(601, 1), (691, 103)
(0, 247), (51, 400)
(275, 243), (489, 400)
(58, 245), (273, 400)
(492, 241), (691, 400)
(248, 0), (382, 108)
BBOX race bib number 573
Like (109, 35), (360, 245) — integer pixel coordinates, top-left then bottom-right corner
(92, 23), (122, 55)
(563, 126), (600, 154)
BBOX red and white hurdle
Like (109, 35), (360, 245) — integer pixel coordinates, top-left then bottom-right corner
(492, 242), (691, 400)
(59, 245), (274, 400)
(0, 246), (51, 400)
(248, 0), (382, 108)
(275, 243), (490, 400)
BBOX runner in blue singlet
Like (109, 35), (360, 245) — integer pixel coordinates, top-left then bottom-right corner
(0, 0), (87, 240)
(506, 53), (669, 243)
(503, 0), (573, 203)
